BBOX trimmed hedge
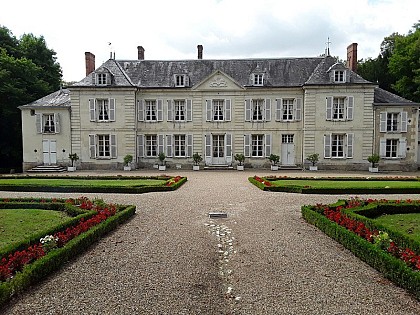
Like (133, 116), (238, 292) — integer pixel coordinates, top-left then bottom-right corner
(0, 203), (136, 308)
(301, 203), (420, 300)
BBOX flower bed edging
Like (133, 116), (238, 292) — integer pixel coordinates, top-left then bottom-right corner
(301, 203), (420, 300)
(0, 203), (136, 307)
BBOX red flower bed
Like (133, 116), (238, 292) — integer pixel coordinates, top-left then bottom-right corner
(253, 176), (272, 187)
(166, 176), (183, 186)
(0, 198), (117, 282)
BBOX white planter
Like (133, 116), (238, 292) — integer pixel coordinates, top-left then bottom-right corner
(309, 165), (318, 171)
(369, 167), (379, 173)
(159, 165), (166, 171)
(124, 166), (131, 171)
(67, 166), (76, 172)
(237, 165), (244, 171)
(193, 165), (200, 171)
(271, 165), (279, 171)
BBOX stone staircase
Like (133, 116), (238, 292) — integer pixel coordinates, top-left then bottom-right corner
(203, 165), (234, 171)
(27, 165), (67, 173)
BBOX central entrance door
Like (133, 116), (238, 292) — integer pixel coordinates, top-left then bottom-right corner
(281, 134), (295, 166)
(42, 139), (57, 165)
(212, 134), (225, 165)
(205, 133), (232, 166)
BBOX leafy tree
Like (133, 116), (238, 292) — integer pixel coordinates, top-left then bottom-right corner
(0, 26), (62, 171)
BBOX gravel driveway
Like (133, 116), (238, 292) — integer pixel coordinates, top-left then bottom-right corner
(1, 170), (420, 314)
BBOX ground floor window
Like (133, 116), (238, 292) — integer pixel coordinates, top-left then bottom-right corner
(89, 134), (117, 159)
(251, 135), (264, 157)
(385, 139), (398, 157)
(174, 135), (186, 157)
(324, 133), (353, 159)
(145, 135), (157, 157)
(331, 134), (345, 157)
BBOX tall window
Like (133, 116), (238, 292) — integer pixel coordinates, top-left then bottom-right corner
(145, 135), (157, 157)
(282, 99), (294, 121)
(253, 99), (264, 121)
(97, 99), (109, 121)
(97, 135), (110, 157)
(174, 100), (185, 121)
(43, 114), (55, 133)
(326, 96), (353, 121)
(213, 100), (224, 121)
(387, 113), (398, 131)
(174, 135), (186, 157)
(385, 139), (398, 157)
(331, 134), (345, 157)
(146, 100), (157, 121)
(332, 97), (345, 120)
(252, 135), (264, 157)
(89, 98), (115, 122)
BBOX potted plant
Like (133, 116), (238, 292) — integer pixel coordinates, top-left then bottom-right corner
(192, 152), (203, 171)
(368, 154), (380, 172)
(68, 153), (79, 172)
(123, 154), (133, 171)
(234, 153), (245, 171)
(268, 154), (280, 171)
(307, 153), (319, 171)
(158, 152), (166, 171)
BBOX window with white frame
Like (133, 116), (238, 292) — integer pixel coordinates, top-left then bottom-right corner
(245, 99), (271, 122)
(174, 135), (186, 157)
(275, 98), (302, 121)
(36, 113), (60, 134)
(326, 96), (353, 121)
(386, 139), (398, 158)
(146, 100), (157, 121)
(167, 99), (192, 122)
(244, 134), (271, 157)
(206, 99), (231, 122)
(89, 134), (117, 159)
(282, 134), (294, 144)
(174, 74), (188, 87)
(379, 111), (407, 133)
(252, 135), (264, 157)
(380, 138), (406, 158)
(252, 74), (264, 86)
(174, 100), (185, 121)
(282, 99), (294, 120)
(324, 133), (353, 159)
(145, 135), (158, 157)
(334, 70), (345, 83)
(137, 100), (163, 122)
(89, 98), (116, 122)
(97, 73), (108, 85)
(253, 99), (264, 121)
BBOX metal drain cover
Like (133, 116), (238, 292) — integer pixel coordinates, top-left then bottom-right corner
(208, 212), (228, 218)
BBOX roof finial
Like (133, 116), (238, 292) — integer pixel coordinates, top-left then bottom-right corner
(325, 37), (331, 56)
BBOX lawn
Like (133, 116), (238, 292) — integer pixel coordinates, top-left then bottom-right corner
(268, 179), (420, 189)
(0, 209), (70, 249)
(374, 213), (420, 243)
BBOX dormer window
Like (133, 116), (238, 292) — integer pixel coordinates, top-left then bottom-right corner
(252, 74), (264, 86)
(174, 74), (189, 87)
(93, 71), (112, 86)
(97, 73), (107, 85)
(333, 70), (345, 83)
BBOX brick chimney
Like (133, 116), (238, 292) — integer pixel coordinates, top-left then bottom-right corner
(197, 45), (203, 59)
(346, 43), (358, 72)
(137, 46), (145, 60)
(85, 52), (95, 76)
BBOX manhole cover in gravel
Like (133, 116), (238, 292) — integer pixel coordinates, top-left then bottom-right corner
(208, 212), (228, 218)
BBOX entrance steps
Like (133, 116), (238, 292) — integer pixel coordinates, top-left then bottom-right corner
(204, 165), (234, 171)
(27, 165), (67, 173)
(279, 165), (303, 170)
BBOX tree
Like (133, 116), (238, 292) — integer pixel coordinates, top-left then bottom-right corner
(0, 26), (62, 171)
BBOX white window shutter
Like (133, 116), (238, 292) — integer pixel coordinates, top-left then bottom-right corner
(167, 100), (173, 121)
(89, 99), (96, 121)
(324, 134), (331, 158)
(110, 134), (117, 158)
(137, 135), (145, 158)
(275, 99), (282, 121)
(226, 133), (232, 163)
(166, 134), (173, 157)
(265, 134), (272, 157)
(346, 133), (354, 158)
(295, 98), (302, 121)
(205, 134), (212, 164)
(400, 111), (408, 132)
(399, 138), (407, 158)
(225, 99), (231, 121)
(326, 97), (333, 120)
(157, 99), (163, 121)
(36, 114), (42, 133)
(265, 99), (271, 121)
(54, 113), (60, 133)
(186, 99), (193, 122)
(89, 134), (96, 158)
(137, 100), (144, 121)
(380, 112), (387, 132)
(245, 99), (252, 122)
(379, 138), (387, 157)
(186, 134), (193, 157)
(346, 96), (354, 120)
(158, 134), (165, 155)
(244, 134), (251, 157)
(206, 100), (212, 121)
(109, 98), (116, 121)
(92, 73), (96, 85)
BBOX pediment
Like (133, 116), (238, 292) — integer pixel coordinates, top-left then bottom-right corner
(192, 70), (244, 91)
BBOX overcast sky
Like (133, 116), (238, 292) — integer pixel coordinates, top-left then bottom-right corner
(1, 0), (419, 82)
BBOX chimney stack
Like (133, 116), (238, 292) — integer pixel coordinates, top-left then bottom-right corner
(137, 46), (145, 60)
(346, 43), (358, 72)
(85, 52), (95, 76)
(197, 44), (203, 59)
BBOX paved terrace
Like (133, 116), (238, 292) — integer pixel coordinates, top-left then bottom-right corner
(1, 170), (420, 314)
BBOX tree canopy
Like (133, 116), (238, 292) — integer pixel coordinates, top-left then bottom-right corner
(0, 26), (62, 171)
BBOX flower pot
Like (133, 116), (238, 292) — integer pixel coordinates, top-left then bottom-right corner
(193, 165), (200, 171)
(124, 166), (131, 171)
(271, 165), (279, 171)
(369, 167), (378, 173)
(309, 165), (318, 171)
(67, 166), (76, 172)
(237, 165), (244, 171)
(159, 165), (166, 171)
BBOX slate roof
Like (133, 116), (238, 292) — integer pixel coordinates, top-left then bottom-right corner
(19, 89), (71, 109)
(373, 87), (417, 105)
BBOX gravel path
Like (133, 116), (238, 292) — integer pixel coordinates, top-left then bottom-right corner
(1, 170), (420, 314)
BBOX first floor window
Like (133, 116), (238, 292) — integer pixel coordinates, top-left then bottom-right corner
(174, 135), (186, 157)
(89, 98), (116, 122)
(387, 113), (398, 132)
(145, 135), (157, 157)
(253, 99), (264, 121)
(282, 99), (294, 121)
(332, 97), (345, 120)
(252, 135), (264, 157)
(43, 114), (55, 133)
(326, 96), (353, 121)
(97, 99), (109, 121)
(146, 100), (157, 121)
(174, 100), (185, 121)
(213, 100), (224, 121)
(36, 113), (60, 134)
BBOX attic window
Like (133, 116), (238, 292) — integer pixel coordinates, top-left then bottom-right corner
(94, 73), (111, 86)
(175, 75), (187, 87)
(334, 70), (346, 83)
(252, 74), (264, 86)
